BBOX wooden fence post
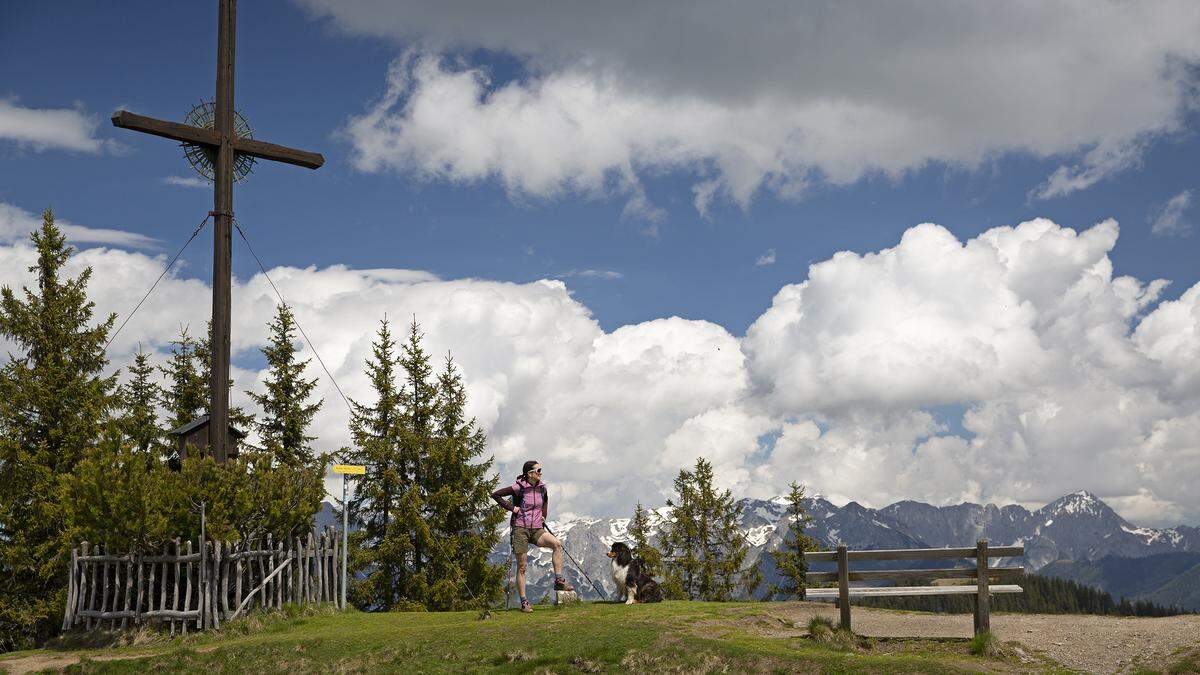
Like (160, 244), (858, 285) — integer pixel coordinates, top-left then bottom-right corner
(275, 538), (284, 608)
(122, 553), (134, 630)
(76, 542), (89, 630)
(331, 526), (339, 609)
(975, 539), (990, 635)
(837, 545), (851, 632)
(135, 552), (144, 627)
(183, 540), (193, 635)
(147, 546), (157, 627)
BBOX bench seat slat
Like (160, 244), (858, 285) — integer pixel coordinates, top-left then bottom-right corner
(805, 546), (1024, 562)
(805, 584), (1023, 598)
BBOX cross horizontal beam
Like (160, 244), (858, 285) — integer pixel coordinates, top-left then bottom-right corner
(111, 110), (325, 170)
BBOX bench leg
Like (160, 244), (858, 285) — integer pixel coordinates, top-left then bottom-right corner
(973, 595), (980, 634)
(837, 545), (851, 632)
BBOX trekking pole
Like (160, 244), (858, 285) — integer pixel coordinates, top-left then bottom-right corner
(504, 547), (514, 610)
(544, 524), (607, 600)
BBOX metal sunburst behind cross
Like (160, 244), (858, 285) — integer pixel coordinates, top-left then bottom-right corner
(112, 0), (324, 463)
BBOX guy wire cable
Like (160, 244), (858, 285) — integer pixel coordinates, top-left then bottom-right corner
(104, 214), (211, 353)
(233, 217), (353, 416)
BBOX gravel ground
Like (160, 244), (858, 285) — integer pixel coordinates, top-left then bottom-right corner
(764, 601), (1200, 674)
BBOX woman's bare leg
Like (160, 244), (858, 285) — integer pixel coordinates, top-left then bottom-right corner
(535, 531), (564, 577)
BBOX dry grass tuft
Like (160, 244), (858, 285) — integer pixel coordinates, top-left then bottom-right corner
(502, 648), (535, 663)
(569, 655), (604, 672)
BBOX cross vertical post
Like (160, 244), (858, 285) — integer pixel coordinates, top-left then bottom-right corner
(211, 0), (236, 463)
(110, 0), (323, 463)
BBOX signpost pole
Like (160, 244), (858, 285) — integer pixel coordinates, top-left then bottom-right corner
(341, 473), (348, 610)
(331, 464), (364, 611)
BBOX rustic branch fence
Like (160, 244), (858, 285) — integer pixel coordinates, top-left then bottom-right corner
(62, 526), (342, 634)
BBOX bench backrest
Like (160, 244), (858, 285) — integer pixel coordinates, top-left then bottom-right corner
(803, 541), (1025, 585)
(802, 539), (1025, 634)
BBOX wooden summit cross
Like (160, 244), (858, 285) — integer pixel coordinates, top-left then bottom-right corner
(112, 0), (323, 462)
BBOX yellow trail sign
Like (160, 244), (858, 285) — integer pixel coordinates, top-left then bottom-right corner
(332, 464), (366, 475)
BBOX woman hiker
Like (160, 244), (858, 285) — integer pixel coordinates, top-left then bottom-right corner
(491, 459), (575, 612)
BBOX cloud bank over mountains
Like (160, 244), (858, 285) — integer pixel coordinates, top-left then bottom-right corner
(300, 0), (1200, 215)
(2, 205), (1198, 527)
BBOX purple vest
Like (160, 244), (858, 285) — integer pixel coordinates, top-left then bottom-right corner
(511, 477), (546, 530)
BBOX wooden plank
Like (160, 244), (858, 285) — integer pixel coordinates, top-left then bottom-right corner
(805, 545), (1024, 562)
(258, 539), (268, 609)
(63, 546), (77, 630)
(318, 531), (326, 603)
(135, 554), (144, 626)
(158, 542), (168, 628)
(304, 533), (313, 603)
(183, 540), (192, 635)
(137, 610), (202, 619)
(110, 110), (220, 147)
(77, 610), (138, 620)
(220, 542), (230, 620)
(76, 542), (90, 630)
(275, 539), (283, 609)
(100, 544), (110, 630)
(806, 566), (1023, 583)
(233, 137), (324, 170)
(86, 543), (98, 631)
(235, 543), (243, 616)
(172, 539), (181, 636)
(211, 541), (222, 630)
(806, 584), (1023, 598)
(122, 555), (134, 630)
(228, 556), (292, 621)
(293, 538), (301, 606)
(836, 545), (850, 631)
(262, 536), (272, 609)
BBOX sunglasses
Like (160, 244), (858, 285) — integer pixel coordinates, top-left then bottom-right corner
(529, 468), (543, 474)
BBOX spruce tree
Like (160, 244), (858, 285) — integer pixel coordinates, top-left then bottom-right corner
(629, 502), (664, 578)
(119, 345), (164, 456)
(346, 317), (409, 610)
(195, 320), (255, 433)
(661, 466), (700, 599)
(423, 353), (504, 609)
(398, 317), (437, 588)
(247, 303), (322, 466)
(768, 481), (818, 599)
(660, 457), (758, 601)
(159, 327), (206, 436)
(0, 208), (117, 648)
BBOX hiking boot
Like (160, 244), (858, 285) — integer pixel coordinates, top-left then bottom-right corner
(520, 599), (533, 613)
(554, 576), (575, 592)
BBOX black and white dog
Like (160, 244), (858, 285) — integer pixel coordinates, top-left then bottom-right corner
(607, 542), (663, 604)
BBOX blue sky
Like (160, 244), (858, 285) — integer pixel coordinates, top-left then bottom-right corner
(3, 1), (1197, 335)
(2, 1), (1199, 523)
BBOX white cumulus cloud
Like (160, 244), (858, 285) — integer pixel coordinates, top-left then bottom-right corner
(308, 1), (1200, 213)
(2, 211), (1199, 525)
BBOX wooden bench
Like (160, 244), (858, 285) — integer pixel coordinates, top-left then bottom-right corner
(802, 539), (1024, 635)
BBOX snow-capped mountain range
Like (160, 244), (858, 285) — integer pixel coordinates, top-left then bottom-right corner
(488, 491), (1200, 601)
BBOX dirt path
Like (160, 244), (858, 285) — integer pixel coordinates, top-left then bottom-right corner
(763, 602), (1200, 674)
(0, 651), (158, 674)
